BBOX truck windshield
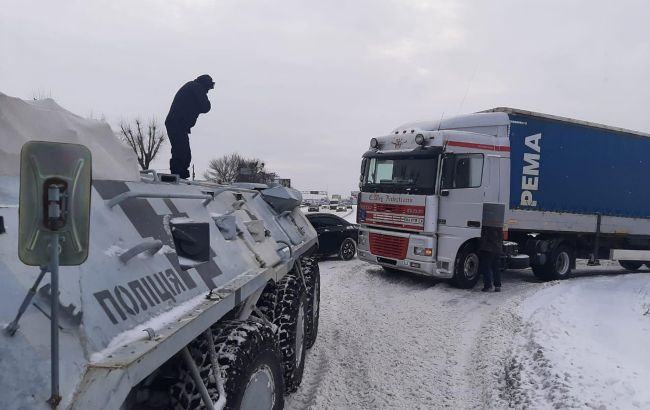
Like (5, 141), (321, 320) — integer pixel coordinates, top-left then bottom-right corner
(362, 156), (438, 195)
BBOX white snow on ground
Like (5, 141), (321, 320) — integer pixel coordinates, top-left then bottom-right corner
(502, 263), (650, 409)
(286, 257), (650, 409)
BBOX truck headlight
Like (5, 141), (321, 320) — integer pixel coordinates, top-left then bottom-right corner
(414, 247), (433, 256)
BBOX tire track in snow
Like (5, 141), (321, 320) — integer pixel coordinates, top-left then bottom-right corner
(287, 259), (538, 409)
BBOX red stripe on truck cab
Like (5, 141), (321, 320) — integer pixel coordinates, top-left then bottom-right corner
(447, 141), (511, 152)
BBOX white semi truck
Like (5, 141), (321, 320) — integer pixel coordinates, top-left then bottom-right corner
(357, 107), (650, 288)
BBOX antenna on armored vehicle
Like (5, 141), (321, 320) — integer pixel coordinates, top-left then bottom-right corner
(5, 141), (92, 407)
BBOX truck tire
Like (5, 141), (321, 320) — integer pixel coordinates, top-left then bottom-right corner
(339, 238), (357, 260)
(451, 243), (481, 289)
(265, 272), (307, 393)
(301, 256), (320, 349)
(170, 320), (284, 410)
(619, 260), (643, 271)
(532, 244), (572, 280)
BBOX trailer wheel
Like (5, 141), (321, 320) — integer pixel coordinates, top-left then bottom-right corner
(301, 256), (320, 349)
(619, 260), (643, 271)
(271, 272), (308, 393)
(532, 244), (572, 280)
(451, 243), (481, 289)
(170, 320), (284, 410)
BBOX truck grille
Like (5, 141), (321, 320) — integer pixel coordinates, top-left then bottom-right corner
(369, 233), (408, 260)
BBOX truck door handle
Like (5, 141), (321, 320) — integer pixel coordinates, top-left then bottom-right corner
(467, 221), (481, 228)
(440, 190), (450, 197)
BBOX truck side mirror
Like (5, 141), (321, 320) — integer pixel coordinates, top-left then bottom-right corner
(18, 141), (92, 266)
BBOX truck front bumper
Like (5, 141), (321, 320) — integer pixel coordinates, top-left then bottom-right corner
(358, 249), (445, 276)
(357, 228), (453, 279)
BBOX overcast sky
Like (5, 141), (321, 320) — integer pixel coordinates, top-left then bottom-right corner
(2, 0), (650, 195)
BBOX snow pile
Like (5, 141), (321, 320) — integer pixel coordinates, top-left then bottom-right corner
(0, 92), (139, 180)
(504, 272), (650, 409)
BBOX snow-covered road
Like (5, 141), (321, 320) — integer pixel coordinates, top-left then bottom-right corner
(286, 258), (650, 409)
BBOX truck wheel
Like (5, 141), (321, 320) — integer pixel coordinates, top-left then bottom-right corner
(339, 238), (357, 260)
(272, 272), (308, 393)
(619, 260), (643, 271)
(170, 320), (284, 410)
(533, 244), (572, 280)
(301, 256), (320, 349)
(451, 243), (480, 289)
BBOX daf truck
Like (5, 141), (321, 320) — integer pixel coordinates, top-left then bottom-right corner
(357, 107), (650, 288)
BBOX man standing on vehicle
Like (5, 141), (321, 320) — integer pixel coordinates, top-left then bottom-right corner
(480, 225), (504, 292)
(165, 74), (214, 179)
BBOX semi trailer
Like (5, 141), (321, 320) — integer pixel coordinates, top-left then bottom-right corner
(0, 93), (320, 409)
(357, 107), (650, 288)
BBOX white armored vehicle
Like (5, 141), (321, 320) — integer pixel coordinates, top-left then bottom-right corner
(0, 93), (320, 409)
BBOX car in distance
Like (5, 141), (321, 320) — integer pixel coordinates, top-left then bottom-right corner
(307, 204), (320, 212)
(305, 213), (358, 260)
(336, 205), (346, 212)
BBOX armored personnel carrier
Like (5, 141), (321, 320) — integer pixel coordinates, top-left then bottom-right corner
(0, 93), (320, 409)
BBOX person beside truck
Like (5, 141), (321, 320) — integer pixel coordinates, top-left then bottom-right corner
(479, 225), (504, 292)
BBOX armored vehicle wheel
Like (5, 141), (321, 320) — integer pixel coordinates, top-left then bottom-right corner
(339, 238), (357, 260)
(451, 243), (480, 289)
(301, 256), (320, 349)
(532, 245), (572, 280)
(272, 272), (307, 393)
(619, 260), (643, 271)
(256, 281), (278, 322)
(170, 320), (284, 410)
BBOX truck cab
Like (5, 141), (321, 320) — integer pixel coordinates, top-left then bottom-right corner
(356, 112), (523, 288)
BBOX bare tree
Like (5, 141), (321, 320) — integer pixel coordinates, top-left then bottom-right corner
(237, 158), (278, 184)
(119, 118), (167, 170)
(204, 153), (278, 184)
(203, 153), (244, 184)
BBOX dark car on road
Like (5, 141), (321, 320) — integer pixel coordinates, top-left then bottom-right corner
(306, 213), (358, 260)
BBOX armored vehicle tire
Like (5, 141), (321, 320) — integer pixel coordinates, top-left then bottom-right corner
(339, 238), (357, 260)
(451, 243), (481, 289)
(619, 260), (643, 271)
(257, 280), (278, 323)
(170, 320), (284, 410)
(301, 256), (320, 349)
(265, 272), (308, 393)
(532, 245), (573, 281)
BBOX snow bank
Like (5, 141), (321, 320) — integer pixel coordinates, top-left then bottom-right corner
(0, 92), (139, 180)
(506, 273), (650, 409)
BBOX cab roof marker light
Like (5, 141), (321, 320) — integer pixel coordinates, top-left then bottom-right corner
(370, 138), (380, 149)
(415, 134), (426, 145)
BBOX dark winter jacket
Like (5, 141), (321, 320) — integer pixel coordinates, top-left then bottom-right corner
(479, 226), (503, 254)
(165, 75), (212, 131)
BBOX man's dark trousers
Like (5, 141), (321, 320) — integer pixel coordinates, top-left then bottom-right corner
(480, 250), (501, 288)
(167, 122), (191, 179)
